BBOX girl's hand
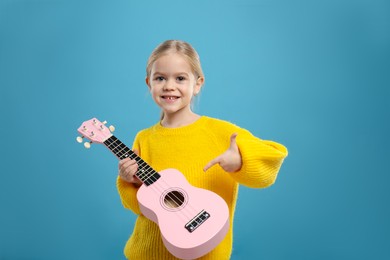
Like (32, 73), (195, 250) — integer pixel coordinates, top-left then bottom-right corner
(118, 150), (143, 187)
(203, 133), (242, 173)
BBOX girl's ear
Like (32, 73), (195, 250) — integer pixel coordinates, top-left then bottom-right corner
(145, 77), (151, 90)
(194, 76), (204, 95)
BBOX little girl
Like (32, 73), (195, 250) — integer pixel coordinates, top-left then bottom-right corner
(117, 40), (288, 260)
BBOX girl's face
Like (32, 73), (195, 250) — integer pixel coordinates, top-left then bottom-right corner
(146, 53), (203, 119)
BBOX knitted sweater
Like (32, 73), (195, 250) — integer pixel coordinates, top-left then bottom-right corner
(117, 116), (288, 260)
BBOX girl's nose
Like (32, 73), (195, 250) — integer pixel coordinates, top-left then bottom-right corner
(163, 80), (175, 91)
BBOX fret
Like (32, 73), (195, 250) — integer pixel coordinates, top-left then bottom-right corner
(104, 136), (160, 186)
(137, 165), (158, 180)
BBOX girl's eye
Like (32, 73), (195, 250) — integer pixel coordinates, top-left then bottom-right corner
(155, 76), (165, 81)
(177, 76), (185, 81)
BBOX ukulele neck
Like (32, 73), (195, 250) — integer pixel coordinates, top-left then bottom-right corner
(103, 135), (160, 186)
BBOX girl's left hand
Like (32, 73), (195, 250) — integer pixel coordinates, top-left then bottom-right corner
(203, 133), (242, 173)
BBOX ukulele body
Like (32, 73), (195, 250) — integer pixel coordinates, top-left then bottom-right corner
(137, 168), (230, 260)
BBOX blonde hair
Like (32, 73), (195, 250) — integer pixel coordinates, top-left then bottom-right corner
(146, 40), (204, 81)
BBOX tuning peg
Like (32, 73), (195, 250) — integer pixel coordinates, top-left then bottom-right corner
(100, 120), (115, 132)
(84, 141), (92, 149)
(76, 136), (83, 143)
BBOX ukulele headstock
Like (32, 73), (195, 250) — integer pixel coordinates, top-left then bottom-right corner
(76, 118), (115, 148)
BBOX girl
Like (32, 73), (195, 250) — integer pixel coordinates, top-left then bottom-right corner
(117, 40), (288, 260)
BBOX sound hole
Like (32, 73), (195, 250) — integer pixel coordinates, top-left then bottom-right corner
(164, 190), (185, 208)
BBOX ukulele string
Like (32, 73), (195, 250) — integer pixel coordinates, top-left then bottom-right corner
(136, 160), (200, 220)
(135, 163), (198, 223)
(130, 152), (202, 219)
(121, 144), (192, 214)
(135, 155), (203, 216)
(110, 138), (198, 221)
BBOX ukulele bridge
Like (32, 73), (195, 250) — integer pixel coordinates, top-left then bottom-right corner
(185, 210), (210, 233)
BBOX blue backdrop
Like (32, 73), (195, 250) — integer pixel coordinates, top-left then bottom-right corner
(1, 0), (389, 259)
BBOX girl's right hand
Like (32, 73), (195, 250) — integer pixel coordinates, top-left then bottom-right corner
(118, 150), (142, 187)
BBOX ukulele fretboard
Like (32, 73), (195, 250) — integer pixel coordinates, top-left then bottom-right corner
(103, 136), (161, 186)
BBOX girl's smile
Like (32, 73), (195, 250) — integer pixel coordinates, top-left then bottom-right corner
(161, 95), (180, 102)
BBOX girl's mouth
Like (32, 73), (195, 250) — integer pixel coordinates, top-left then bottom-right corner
(162, 96), (179, 100)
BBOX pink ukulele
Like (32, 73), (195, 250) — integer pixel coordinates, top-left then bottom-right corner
(77, 118), (229, 259)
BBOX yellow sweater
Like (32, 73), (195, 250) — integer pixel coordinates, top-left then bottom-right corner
(117, 116), (288, 260)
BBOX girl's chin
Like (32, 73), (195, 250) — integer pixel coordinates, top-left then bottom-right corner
(160, 107), (192, 116)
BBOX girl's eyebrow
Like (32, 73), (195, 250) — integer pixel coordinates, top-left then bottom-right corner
(152, 71), (165, 75)
(176, 72), (190, 76)
(153, 71), (190, 76)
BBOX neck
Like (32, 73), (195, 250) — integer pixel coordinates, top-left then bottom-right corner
(161, 111), (200, 128)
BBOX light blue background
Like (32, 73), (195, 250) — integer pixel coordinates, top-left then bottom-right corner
(1, 0), (389, 259)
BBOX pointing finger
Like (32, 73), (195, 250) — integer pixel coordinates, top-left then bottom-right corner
(203, 156), (221, 172)
(229, 133), (238, 149)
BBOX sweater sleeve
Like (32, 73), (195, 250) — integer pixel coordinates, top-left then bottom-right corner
(230, 128), (288, 188)
(116, 134), (142, 215)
